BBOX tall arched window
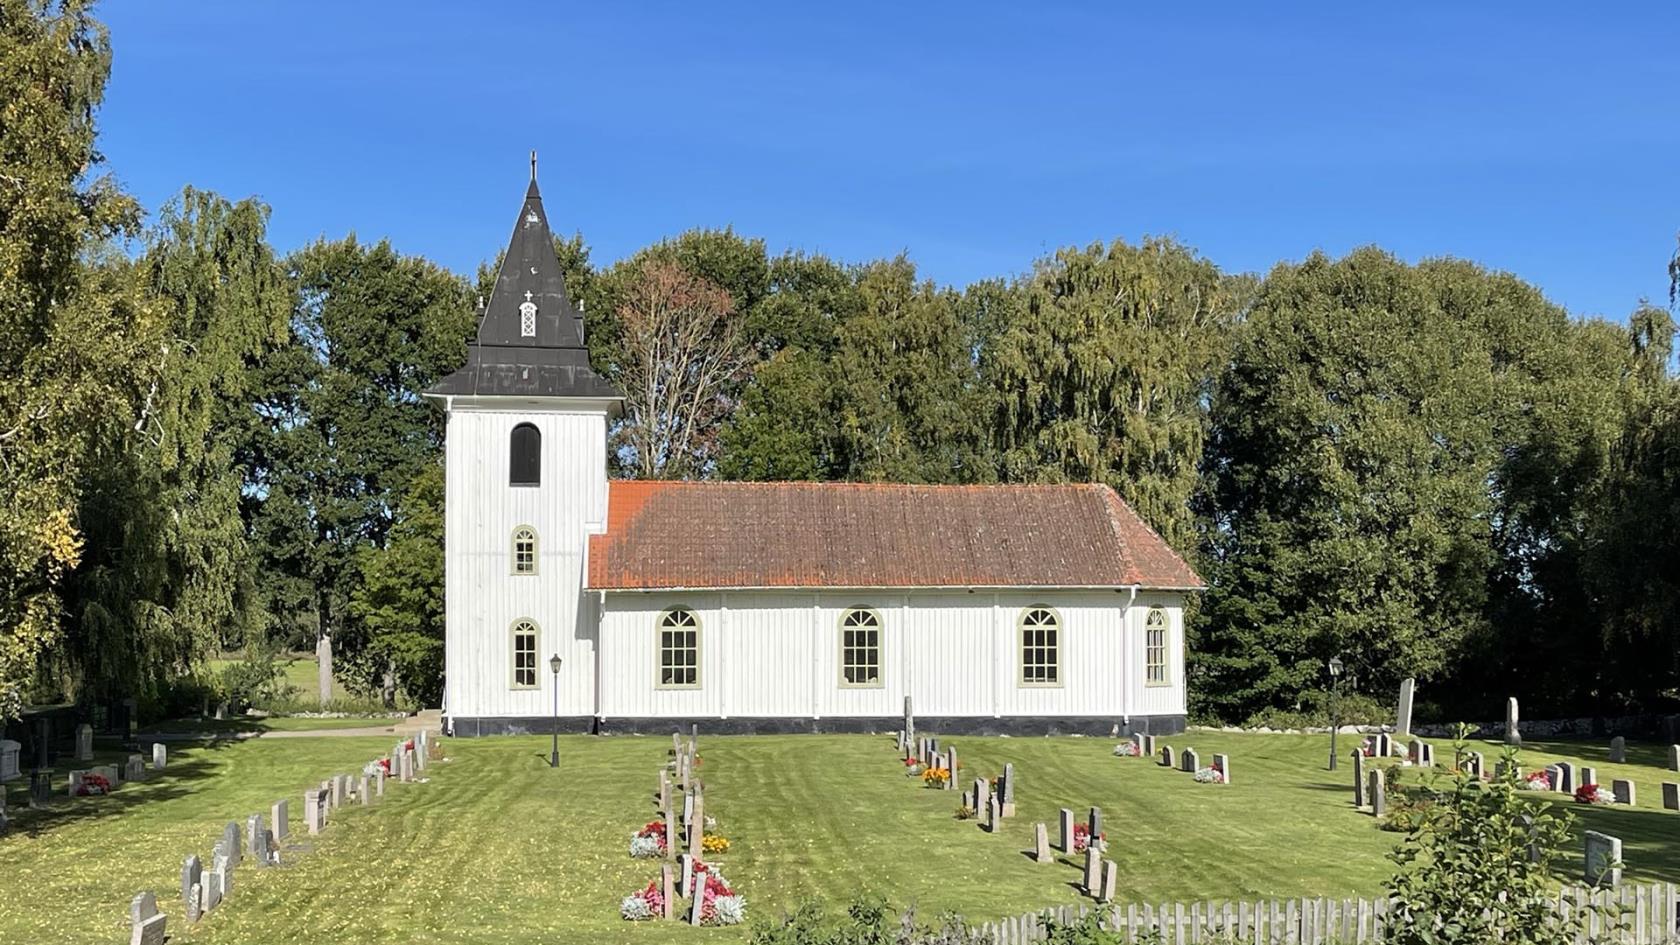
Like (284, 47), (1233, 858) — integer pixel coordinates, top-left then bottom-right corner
(1019, 607), (1061, 687)
(510, 619), (539, 688)
(510, 423), (541, 486)
(839, 608), (882, 687)
(1145, 608), (1169, 685)
(656, 608), (700, 689)
(511, 526), (537, 575)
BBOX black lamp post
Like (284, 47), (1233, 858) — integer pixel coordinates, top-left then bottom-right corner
(548, 653), (563, 768)
(1327, 655), (1344, 771)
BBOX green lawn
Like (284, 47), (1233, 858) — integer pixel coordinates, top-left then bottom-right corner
(4, 731), (1679, 944)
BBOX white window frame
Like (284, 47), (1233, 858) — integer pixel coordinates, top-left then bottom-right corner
(1145, 608), (1170, 687)
(838, 608), (883, 688)
(510, 619), (539, 689)
(1018, 606), (1063, 688)
(656, 607), (701, 690)
(511, 525), (538, 575)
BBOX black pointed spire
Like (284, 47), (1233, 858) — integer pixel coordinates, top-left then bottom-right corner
(424, 168), (621, 402)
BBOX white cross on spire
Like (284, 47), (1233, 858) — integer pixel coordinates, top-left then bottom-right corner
(524, 290), (533, 301)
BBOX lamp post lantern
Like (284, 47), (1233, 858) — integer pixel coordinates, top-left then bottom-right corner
(1327, 656), (1344, 771)
(548, 654), (563, 768)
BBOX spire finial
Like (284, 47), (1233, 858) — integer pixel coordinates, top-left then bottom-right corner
(530, 149), (537, 183)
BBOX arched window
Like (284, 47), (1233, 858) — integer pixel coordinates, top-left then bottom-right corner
(657, 608), (700, 689)
(511, 526), (538, 575)
(510, 619), (539, 688)
(1145, 608), (1169, 685)
(1019, 607), (1061, 687)
(510, 423), (541, 486)
(839, 608), (882, 687)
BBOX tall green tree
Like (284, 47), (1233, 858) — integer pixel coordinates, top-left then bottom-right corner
(985, 238), (1234, 550)
(245, 237), (473, 698)
(0, 0), (142, 719)
(60, 189), (289, 703)
(349, 460), (444, 706)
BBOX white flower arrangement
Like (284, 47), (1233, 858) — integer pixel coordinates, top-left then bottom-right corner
(620, 893), (656, 921)
(1112, 743), (1140, 757)
(1194, 766), (1226, 784)
(1520, 772), (1553, 792)
(711, 894), (747, 925)
(628, 834), (664, 859)
(1593, 787), (1616, 804)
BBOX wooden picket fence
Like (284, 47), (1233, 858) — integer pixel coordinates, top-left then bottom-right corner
(978, 883), (1680, 944)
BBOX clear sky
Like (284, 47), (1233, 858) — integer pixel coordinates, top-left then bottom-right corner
(98, 3), (1678, 320)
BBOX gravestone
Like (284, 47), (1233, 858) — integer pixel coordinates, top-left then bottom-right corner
(1087, 805), (1102, 841)
(359, 774), (371, 805)
(1352, 750), (1365, 806)
(999, 763), (1016, 816)
(1032, 822), (1051, 863)
(1612, 779), (1635, 805)
(29, 768), (52, 808)
(200, 867), (222, 913)
(1099, 859), (1118, 903)
(1373, 733), (1392, 758)
(375, 768), (385, 797)
(984, 793), (1000, 832)
(180, 855), (201, 912)
(1057, 807), (1074, 853)
(222, 820), (242, 867)
(1369, 769), (1385, 816)
(185, 883), (201, 923)
(1213, 753), (1231, 784)
(1180, 748), (1198, 773)
(249, 814), (271, 867)
(68, 769), (87, 796)
(688, 792), (705, 857)
(0, 739), (20, 781)
(1584, 830), (1622, 888)
(688, 876), (706, 925)
(1670, 744), (1679, 772)
(1555, 762), (1575, 794)
(682, 787), (694, 827)
(947, 746), (958, 785)
(1082, 848), (1100, 895)
(1581, 766), (1598, 789)
(664, 805), (678, 860)
(272, 799), (289, 841)
(1610, 736), (1626, 764)
(1131, 733), (1145, 755)
(1661, 782), (1678, 811)
(1159, 745), (1174, 766)
(660, 863), (675, 920)
(33, 718), (49, 769)
(1466, 751), (1485, 779)
(1395, 677), (1415, 737)
(152, 742), (167, 771)
(124, 754), (146, 782)
(305, 788), (325, 835)
(659, 770), (669, 811)
(129, 890), (166, 945)
(75, 724), (93, 761)
(1141, 733), (1156, 757)
(1505, 697), (1521, 747)
(1545, 765), (1564, 793)
(399, 750), (414, 782)
(678, 853), (694, 896)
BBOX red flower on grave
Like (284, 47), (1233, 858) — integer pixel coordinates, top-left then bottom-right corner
(377, 757), (392, 774)
(403, 739), (415, 752)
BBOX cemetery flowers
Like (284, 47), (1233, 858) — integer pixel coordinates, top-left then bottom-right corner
(1112, 742), (1140, 757)
(1071, 822), (1105, 853)
(75, 773), (111, 796)
(620, 880), (665, 920)
(920, 765), (950, 788)
(1521, 770), (1552, 792)
(629, 819), (667, 858)
(1194, 766), (1226, 784)
(1574, 783), (1615, 805)
(701, 834), (730, 854)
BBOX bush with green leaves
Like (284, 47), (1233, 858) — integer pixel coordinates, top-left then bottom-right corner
(1385, 724), (1624, 944)
(749, 897), (989, 945)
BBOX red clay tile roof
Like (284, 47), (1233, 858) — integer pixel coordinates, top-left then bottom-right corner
(587, 480), (1204, 591)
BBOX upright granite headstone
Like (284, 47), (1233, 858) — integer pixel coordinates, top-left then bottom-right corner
(1352, 750), (1365, 807)
(1159, 745), (1174, 766)
(687, 792), (705, 857)
(129, 890), (166, 945)
(222, 820), (241, 867)
(375, 767), (386, 797)
(1131, 733), (1145, 756)
(1057, 807), (1075, 853)
(399, 750), (414, 782)
(359, 774), (371, 805)
(124, 754), (145, 782)
(1505, 697), (1521, 747)
(1584, 830), (1622, 887)
(1466, 751), (1485, 779)
(272, 799), (289, 841)
(1032, 822), (1051, 863)
(75, 723), (93, 762)
(245, 814), (263, 859)
(1099, 859), (1118, 903)
(1669, 744), (1679, 772)
(1610, 736), (1627, 764)
(1661, 782), (1678, 811)
(1087, 805), (1102, 840)
(249, 814), (271, 867)
(29, 768), (52, 808)
(180, 855), (201, 912)
(305, 788), (325, 835)
(1212, 753), (1231, 784)
(1141, 733), (1156, 757)
(200, 865), (222, 913)
(1082, 848), (1101, 895)
(999, 763), (1016, 816)
(1555, 762), (1575, 794)
(1180, 748), (1199, 773)
(151, 742), (167, 771)
(984, 793), (1000, 833)
(678, 853), (694, 896)
(1369, 770), (1386, 816)
(0, 739), (21, 782)
(688, 876), (706, 925)
(1395, 677), (1415, 737)
(660, 863), (675, 920)
(1612, 779), (1635, 805)
(1581, 766), (1599, 789)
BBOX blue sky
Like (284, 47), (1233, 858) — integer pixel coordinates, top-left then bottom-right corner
(99, 3), (1678, 320)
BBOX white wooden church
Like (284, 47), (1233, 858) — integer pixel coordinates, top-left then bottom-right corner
(424, 174), (1202, 738)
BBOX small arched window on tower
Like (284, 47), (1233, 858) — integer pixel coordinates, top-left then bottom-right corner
(511, 526), (537, 575)
(510, 423), (541, 486)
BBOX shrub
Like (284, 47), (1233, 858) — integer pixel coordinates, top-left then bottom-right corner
(749, 897), (982, 945)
